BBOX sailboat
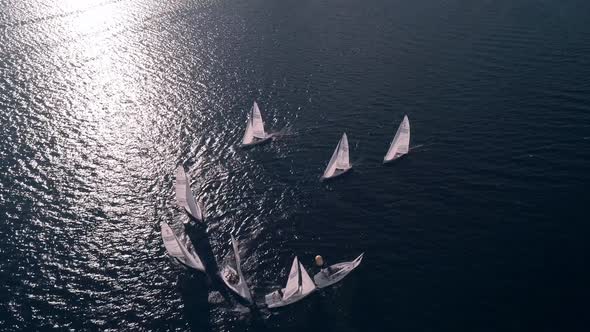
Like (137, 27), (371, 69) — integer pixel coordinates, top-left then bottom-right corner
(321, 133), (352, 181)
(313, 253), (363, 289)
(241, 101), (272, 147)
(175, 166), (205, 223)
(220, 235), (253, 304)
(161, 223), (206, 272)
(265, 256), (316, 308)
(383, 115), (410, 163)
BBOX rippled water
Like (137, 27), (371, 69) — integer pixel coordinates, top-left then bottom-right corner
(1, 0), (589, 331)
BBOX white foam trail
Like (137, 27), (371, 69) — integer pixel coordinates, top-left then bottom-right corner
(409, 143), (434, 151)
(269, 125), (295, 138)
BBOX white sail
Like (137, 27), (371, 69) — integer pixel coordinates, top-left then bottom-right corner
(161, 223), (184, 259)
(241, 117), (254, 145)
(322, 133), (351, 179)
(336, 133), (350, 169)
(251, 101), (266, 139)
(265, 256), (317, 308)
(384, 115), (410, 162)
(299, 262), (316, 294)
(231, 235), (253, 302)
(176, 230), (206, 271)
(161, 223), (205, 272)
(175, 167), (203, 221)
(282, 256), (301, 300)
(322, 141), (340, 178)
(231, 236), (243, 276)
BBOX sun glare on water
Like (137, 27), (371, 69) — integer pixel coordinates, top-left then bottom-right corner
(47, 0), (150, 164)
(60, 0), (120, 36)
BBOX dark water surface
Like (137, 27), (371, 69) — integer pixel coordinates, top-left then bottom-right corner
(1, 0), (590, 331)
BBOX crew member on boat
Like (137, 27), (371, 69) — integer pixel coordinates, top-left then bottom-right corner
(315, 255), (333, 276)
(224, 269), (239, 284)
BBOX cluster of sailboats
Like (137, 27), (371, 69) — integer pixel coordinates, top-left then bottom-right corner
(242, 101), (411, 180)
(321, 112), (410, 179)
(160, 100), (411, 308)
(162, 211), (363, 308)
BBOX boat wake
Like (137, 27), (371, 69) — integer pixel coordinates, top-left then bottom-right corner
(208, 291), (225, 304)
(229, 303), (251, 314)
(409, 142), (434, 152)
(269, 125), (295, 139)
(349, 157), (366, 169)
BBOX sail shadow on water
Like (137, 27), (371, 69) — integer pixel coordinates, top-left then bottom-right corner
(161, 223), (213, 330)
(163, 219), (246, 327)
(219, 235), (259, 308)
(182, 224), (240, 308)
(188, 230), (270, 328)
(178, 273), (211, 332)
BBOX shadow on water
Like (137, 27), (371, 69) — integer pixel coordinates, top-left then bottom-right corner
(172, 215), (274, 331)
(178, 272), (211, 332)
(184, 221), (235, 303)
(172, 220), (234, 332)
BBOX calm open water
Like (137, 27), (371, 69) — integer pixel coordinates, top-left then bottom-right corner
(1, 0), (590, 331)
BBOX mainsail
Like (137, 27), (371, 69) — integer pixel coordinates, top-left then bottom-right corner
(176, 231), (205, 271)
(161, 223), (205, 272)
(161, 223), (184, 259)
(232, 236), (244, 279)
(336, 133), (350, 169)
(230, 235), (253, 302)
(322, 133), (351, 179)
(251, 102), (266, 139)
(241, 117), (254, 145)
(384, 115), (410, 162)
(175, 166), (203, 221)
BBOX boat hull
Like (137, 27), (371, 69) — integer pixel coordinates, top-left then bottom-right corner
(313, 254), (363, 288)
(320, 167), (352, 181)
(265, 288), (315, 308)
(314, 264), (356, 288)
(241, 135), (272, 148)
(220, 267), (253, 304)
(383, 152), (407, 164)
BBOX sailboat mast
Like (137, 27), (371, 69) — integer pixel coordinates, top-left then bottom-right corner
(297, 261), (303, 293)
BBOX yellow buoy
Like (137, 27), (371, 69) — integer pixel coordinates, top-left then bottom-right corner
(315, 255), (324, 267)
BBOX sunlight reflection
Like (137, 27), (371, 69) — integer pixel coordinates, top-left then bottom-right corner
(61, 0), (119, 36)
(54, 0), (146, 158)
